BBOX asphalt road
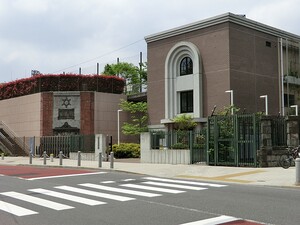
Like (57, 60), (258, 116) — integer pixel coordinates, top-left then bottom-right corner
(0, 166), (299, 225)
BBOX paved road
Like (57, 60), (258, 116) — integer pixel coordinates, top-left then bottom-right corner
(0, 165), (299, 225)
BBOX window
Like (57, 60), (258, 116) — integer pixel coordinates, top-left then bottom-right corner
(180, 57), (193, 75)
(180, 91), (193, 113)
(265, 41), (271, 47)
(284, 94), (295, 107)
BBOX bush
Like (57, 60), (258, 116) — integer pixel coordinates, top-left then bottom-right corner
(171, 143), (189, 149)
(112, 143), (140, 158)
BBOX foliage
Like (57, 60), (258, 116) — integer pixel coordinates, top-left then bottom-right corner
(171, 142), (188, 149)
(0, 74), (125, 100)
(103, 62), (147, 89)
(216, 105), (240, 116)
(119, 100), (148, 136)
(172, 114), (197, 131)
(112, 143), (140, 158)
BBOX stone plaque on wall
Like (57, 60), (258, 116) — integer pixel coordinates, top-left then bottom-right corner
(58, 108), (75, 120)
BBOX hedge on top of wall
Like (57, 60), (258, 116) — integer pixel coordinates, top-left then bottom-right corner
(0, 74), (125, 100)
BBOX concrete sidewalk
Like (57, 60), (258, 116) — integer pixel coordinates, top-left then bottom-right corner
(0, 156), (299, 188)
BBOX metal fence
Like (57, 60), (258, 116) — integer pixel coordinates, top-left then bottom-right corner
(150, 130), (206, 164)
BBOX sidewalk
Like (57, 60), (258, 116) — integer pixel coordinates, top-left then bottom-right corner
(0, 156), (299, 188)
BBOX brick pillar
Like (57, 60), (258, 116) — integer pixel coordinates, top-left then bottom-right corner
(40, 92), (53, 136)
(80, 92), (95, 135)
(286, 116), (299, 147)
(258, 116), (272, 167)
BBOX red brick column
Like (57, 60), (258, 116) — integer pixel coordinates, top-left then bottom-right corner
(40, 92), (53, 136)
(80, 92), (95, 135)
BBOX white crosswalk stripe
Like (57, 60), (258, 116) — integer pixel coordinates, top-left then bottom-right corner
(0, 200), (38, 216)
(0, 191), (74, 210)
(143, 177), (227, 187)
(79, 183), (161, 197)
(179, 215), (238, 225)
(142, 181), (208, 190)
(120, 183), (186, 194)
(28, 188), (106, 206)
(0, 178), (227, 217)
(55, 185), (135, 202)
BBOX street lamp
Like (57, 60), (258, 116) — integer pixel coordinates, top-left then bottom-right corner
(117, 109), (123, 145)
(260, 95), (268, 115)
(225, 90), (233, 115)
(291, 105), (298, 116)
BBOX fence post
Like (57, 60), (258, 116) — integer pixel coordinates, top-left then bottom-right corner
(59, 151), (63, 166)
(98, 152), (102, 168)
(110, 152), (114, 169)
(43, 151), (47, 165)
(1, 153), (4, 160)
(296, 158), (300, 186)
(78, 151), (81, 166)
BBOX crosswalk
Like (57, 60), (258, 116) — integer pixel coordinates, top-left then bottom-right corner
(0, 176), (227, 218)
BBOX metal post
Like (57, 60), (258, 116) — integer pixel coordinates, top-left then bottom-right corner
(296, 158), (300, 185)
(260, 95), (268, 115)
(98, 152), (102, 168)
(43, 151), (47, 165)
(1, 153), (4, 160)
(78, 151), (81, 167)
(29, 153), (32, 164)
(110, 152), (114, 169)
(50, 154), (54, 162)
(59, 151), (63, 166)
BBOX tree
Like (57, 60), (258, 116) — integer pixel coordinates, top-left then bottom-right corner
(172, 114), (197, 131)
(119, 100), (148, 137)
(102, 62), (147, 92)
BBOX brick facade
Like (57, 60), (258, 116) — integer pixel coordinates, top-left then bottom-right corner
(41, 92), (53, 136)
(80, 92), (95, 135)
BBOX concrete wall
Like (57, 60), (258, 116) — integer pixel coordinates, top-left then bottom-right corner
(94, 92), (136, 144)
(0, 93), (41, 137)
(141, 133), (190, 164)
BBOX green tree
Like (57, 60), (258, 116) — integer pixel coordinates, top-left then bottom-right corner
(103, 62), (147, 92)
(172, 114), (197, 131)
(119, 100), (148, 137)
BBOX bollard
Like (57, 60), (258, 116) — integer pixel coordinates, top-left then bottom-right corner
(110, 152), (114, 169)
(78, 151), (81, 167)
(29, 153), (32, 164)
(50, 154), (54, 162)
(296, 158), (300, 186)
(43, 151), (47, 165)
(98, 152), (102, 168)
(59, 151), (63, 166)
(1, 153), (4, 160)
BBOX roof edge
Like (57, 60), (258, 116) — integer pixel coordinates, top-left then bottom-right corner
(145, 12), (300, 43)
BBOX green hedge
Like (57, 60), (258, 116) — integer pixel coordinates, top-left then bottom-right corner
(112, 143), (140, 158)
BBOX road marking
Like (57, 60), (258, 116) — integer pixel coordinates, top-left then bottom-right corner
(122, 179), (136, 182)
(28, 188), (106, 206)
(143, 177), (227, 187)
(79, 183), (161, 197)
(177, 170), (265, 184)
(0, 200), (38, 216)
(26, 172), (107, 180)
(100, 181), (116, 184)
(55, 186), (135, 202)
(0, 192), (73, 210)
(142, 181), (208, 191)
(120, 183), (186, 194)
(179, 215), (238, 225)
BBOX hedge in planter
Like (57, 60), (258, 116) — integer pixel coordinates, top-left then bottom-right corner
(112, 143), (140, 158)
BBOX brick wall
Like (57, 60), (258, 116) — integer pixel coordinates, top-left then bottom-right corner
(41, 93), (53, 136)
(80, 92), (94, 135)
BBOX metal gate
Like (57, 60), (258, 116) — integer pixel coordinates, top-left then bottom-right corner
(207, 114), (260, 167)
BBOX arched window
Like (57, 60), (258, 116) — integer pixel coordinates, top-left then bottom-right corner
(180, 57), (193, 76)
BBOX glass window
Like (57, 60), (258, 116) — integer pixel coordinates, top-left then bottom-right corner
(180, 57), (193, 76)
(180, 91), (193, 113)
(284, 94), (295, 107)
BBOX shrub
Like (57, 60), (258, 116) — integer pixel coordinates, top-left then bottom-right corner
(112, 143), (140, 158)
(171, 143), (189, 149)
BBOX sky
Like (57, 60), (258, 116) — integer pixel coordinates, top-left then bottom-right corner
(0, 0), (300, 83)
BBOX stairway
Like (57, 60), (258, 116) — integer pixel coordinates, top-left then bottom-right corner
(0, 121), (29, 156)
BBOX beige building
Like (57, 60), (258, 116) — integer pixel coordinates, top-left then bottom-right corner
(145, 13), (300, 130)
